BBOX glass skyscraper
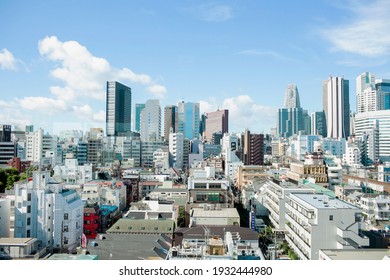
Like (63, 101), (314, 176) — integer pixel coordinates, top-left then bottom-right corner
(106, 81), (132, 136)
(135, 103), (145, 133)
(178, 101), (200, 140)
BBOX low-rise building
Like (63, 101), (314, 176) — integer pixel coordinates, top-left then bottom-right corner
(360, 194), (390, 221)
(189, 207), (240, 227)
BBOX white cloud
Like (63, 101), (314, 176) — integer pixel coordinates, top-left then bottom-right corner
(0, 48), (18, 70)
(72, 105), (105, 122)
(18, 96), (68, 114)
(197, 4), (234, 22)
(0, 99), (32, 127)
(199, 95), (276, 133)
(12, 36), (167, 125)
(322, 0), (390, 57)
(147, 84), (167, 99)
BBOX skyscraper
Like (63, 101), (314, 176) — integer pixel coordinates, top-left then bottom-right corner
(140, 99), (161, 141)
(322, 76), (350, 139)
(278, 84), (304, 137)
(278, 108), (303, 137)
(375, 79), (390, 110)
(311, 111), (326, 137)
(178, 101), (200, 140)
(164, 105), (178, 141)
(106, 81), (132, 136)
(135, 103), (145, 133)
(284, 84), (301, 108)
(204, 109), (229, 142)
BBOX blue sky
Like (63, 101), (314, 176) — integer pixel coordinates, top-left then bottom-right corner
(1, 0), (390, 135)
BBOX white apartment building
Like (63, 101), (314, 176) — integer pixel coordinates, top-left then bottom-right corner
(81, 180), (127, 211)
(14, 171), (84, 253)
(25, 128), (58, 163)
(169, 132), (184, 169)
(53, 158), (93, 184)
(0, 198), (10, 237)
(153, 148), (170, 174)
(221, 133), (243, 179)
(324, 156), (343, 190)
(263, 179), (315, 230)
(360, 194), (390, 221)
(285, 193), (369, 260)
(342, 142), (361, 168)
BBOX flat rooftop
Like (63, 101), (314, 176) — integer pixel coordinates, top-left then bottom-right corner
(320, 249), (390, 260)
(0, 238), (37, 246)
(192, 208), (240, 218)
(291, 193), (357, 209)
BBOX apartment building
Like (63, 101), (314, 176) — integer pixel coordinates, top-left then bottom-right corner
(263, 179), (315, 230)
(285, 193), (369, 260)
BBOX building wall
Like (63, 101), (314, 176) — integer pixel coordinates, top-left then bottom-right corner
(0, 199), (10, 237)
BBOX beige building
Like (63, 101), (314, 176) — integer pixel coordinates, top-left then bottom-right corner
(236, 165), (269, 190)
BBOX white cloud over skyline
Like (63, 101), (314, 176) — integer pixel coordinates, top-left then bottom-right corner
(10, 36), (168, 128)
(200, 95), (276, 133)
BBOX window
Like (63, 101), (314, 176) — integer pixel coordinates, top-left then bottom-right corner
(63, 226), (68, 232)
(27, 217), (31, 226)
(329, 215), (333, 221)
(64, 213), (68, 220)
(27, 205), (31, 213)
(141, 226), (146, 230)
(27, 193), (31, 201)
(27, 230), (30, 237)
(154, 227), (159, 231)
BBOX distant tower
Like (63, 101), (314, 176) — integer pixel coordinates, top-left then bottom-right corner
(164, 105), (178, 141)
(322, 76), (350, 138)
(134, 103), (145, 133)
(106, 81), (132, 136)
(178, 101), (200, 140)
(204, 109), (229, 142)
(140, 99), (161, 141)
(284, 84), (301, 108)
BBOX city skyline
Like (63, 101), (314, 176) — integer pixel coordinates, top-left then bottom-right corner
(2, 0), (390, 134)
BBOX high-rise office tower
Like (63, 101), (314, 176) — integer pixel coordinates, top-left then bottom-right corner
(135, 103), (145, 133)
(356, 72), (378, 113)
(375, 79), (390, 110)
(284, 84), (301, 108)
(106, 81), (132, 136)
(311, 111), (326, 137)
(140, 99), (161, 141)
(178, 101), (200, 140)
(278, 84), (305, 137)
(278, 108), (303, 137)
(204, 109), (229, 142)
(322, 76), (350, 139)
(164, 105), (178, 141)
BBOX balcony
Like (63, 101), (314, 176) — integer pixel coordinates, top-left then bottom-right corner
(336, 227), (369, 247)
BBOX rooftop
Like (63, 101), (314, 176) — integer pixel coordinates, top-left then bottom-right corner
(320, 249), (390, 260)
(192, 208), (240, 218)
(0, 238), (37, 246)
(291, 193), (358, 210)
